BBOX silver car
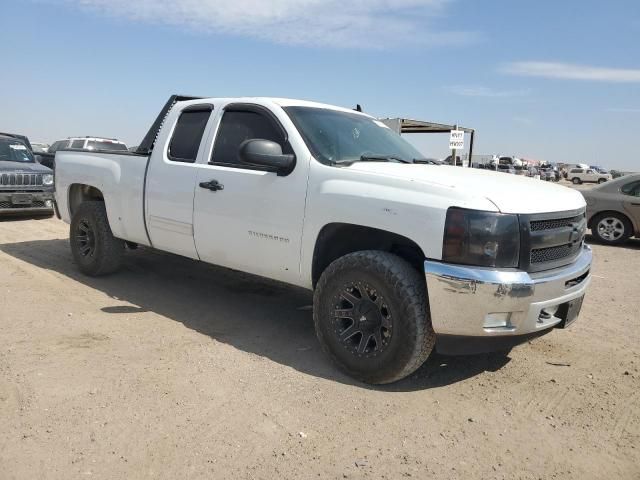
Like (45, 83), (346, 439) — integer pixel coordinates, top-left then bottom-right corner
(582, 173), (640, 244)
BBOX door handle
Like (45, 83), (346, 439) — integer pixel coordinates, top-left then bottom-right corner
(199, 180), (224, 192)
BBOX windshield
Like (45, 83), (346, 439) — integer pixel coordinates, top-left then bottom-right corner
(0, 138), (34, 163)
(283, 106), (424, 164)
(86, 141), (128, 151)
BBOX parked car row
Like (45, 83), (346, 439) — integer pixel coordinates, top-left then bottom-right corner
(0, 133), (128, 215)
(43, 137), (128, 169)
(475, 162), (561, 181)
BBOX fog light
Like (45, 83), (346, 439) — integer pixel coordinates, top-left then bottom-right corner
(45, 200), (53, 207)
(483, 312), (512, 329)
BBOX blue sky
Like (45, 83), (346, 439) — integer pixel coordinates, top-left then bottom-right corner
(1, 0), (639, 170)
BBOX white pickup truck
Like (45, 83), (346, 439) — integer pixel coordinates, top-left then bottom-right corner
(55, 95), (592, 384)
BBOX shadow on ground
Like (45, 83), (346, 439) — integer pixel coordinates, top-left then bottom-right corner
(0, 238), (510, 391)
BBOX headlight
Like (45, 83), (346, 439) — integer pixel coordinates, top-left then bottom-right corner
(443, 207), (520, 268)
(43, 174), (54, 186)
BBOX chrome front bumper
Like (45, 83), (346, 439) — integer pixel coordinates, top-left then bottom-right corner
(425, 245), (592, 351)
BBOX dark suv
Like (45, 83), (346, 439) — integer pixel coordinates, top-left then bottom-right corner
(0, 134), (55, 215)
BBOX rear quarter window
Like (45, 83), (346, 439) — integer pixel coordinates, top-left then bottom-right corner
(168, 106), (213, 163)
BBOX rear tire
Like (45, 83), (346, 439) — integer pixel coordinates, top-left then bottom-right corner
(572, 177), (582, 185)
(313, 251), (435, 384)
(70, 201), (124, 276)
(591, 212), (632, 245)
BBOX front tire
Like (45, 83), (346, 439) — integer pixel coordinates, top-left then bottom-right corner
(70, 201), (124, 276)
(313, 251), (435, 384)
(598, 178), (607, 184)
(591, 212), (632, 245)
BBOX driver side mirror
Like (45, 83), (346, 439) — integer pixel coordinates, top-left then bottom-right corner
(238, 139), (295, 176)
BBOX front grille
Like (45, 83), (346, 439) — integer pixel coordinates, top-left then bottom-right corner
(530, 213), (584, 231)
(531, 242), (583, 264)
(0, 173), (44, 187)
(0, 200), (47, 209)
(520, 209), (587, 272)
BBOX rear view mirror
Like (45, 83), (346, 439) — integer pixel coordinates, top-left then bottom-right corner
(238, 139), (295, 176)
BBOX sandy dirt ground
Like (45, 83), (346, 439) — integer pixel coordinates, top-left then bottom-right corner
(0, 212), (638, 479)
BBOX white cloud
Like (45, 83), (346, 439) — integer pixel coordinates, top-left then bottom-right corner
(58, 0), (476, 48)
(445, 85), (531, 97)
(502, 62), (640, 83)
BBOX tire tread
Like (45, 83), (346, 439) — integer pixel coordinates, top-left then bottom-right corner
(314, 251), (435, 384)
(70, 201), (124, 276)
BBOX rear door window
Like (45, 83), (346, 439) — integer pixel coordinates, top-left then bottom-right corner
(167, 105), (213, 163)
(71, 139), (85, 149)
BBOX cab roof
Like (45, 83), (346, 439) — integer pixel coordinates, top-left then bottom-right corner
(180, 96), (368, 115)
(136, 94), (369, 155)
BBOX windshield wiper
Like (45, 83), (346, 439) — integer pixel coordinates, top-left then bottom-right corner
(413, 158), (442, 165)
(334, 155), (411, 165)
(361, 155), (411, 164)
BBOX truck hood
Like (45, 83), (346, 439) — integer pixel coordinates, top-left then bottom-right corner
(0, 160), (52, 173)
(345, 162), (586, 214)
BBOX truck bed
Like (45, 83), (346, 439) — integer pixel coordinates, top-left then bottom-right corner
(55, 149), (151, 246)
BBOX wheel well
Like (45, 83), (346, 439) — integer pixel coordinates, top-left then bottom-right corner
(68, 184), (104, 217)
(311, 223), (426, 287)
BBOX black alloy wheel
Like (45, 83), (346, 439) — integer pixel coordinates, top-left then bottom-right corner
(75, 220), (96, 258)
(332, 281), (393, 358)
